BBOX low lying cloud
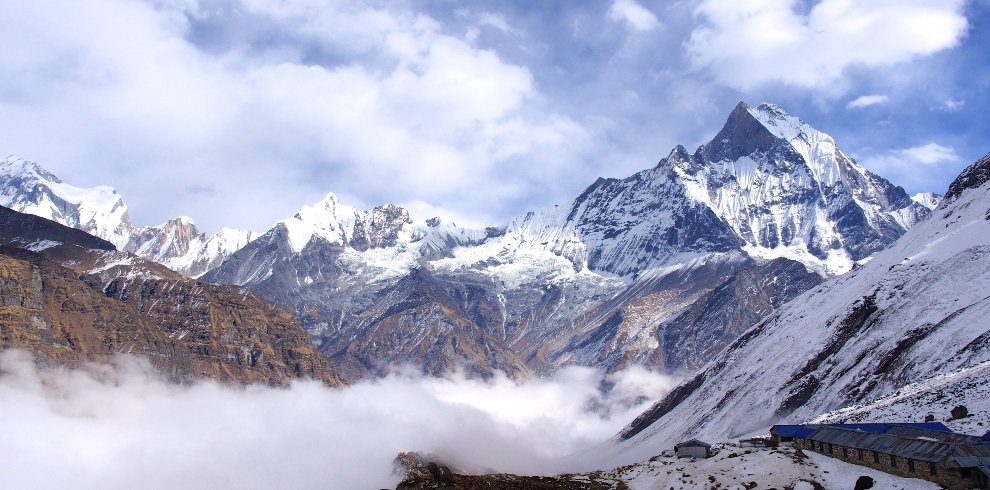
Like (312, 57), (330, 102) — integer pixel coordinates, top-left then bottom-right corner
(0, 350), (679, 489)
(687, 0), (969, 94)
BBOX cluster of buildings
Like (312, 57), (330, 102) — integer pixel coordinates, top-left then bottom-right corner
(771, 422), (990, 490)
(672, 423), (990, 489)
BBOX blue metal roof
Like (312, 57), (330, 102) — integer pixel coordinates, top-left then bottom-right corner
(771, 424), (821, 438)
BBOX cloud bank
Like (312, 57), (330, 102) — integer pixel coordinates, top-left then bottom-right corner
(0, 350), (678, 489)
(687, 0), (969, 94)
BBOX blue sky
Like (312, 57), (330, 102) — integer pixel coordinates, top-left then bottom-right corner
(1, 0), (987, 232)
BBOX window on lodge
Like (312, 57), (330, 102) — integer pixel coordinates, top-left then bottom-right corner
(857, 449), (864, 460)
(873, 452), (880, 464)
(961, 467), (972, 478)
(842, 447), (848, 458)
(907, 459), (915, 473)
(929, 462), (937, 476)
(891, 455), (897, 468)
(828, 443), (833, 454)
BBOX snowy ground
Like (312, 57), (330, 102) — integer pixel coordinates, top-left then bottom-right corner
(812, 360), (990, 436)
(599, 445), (939, 490)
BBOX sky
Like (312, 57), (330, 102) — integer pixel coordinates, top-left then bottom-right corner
(0, 349), (678, 488)
(1, 0), (987, 233)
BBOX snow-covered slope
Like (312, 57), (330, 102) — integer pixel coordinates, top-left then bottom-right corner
(0, 155), (257, 277)
(601, 151), (990, 467)
(811, 360), (990, 436)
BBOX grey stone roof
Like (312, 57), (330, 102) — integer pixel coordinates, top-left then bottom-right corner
(809, 426), (990, 468)
(674, 439), (712, 449)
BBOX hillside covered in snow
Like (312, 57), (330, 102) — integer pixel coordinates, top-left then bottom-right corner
(599, 151), (990, 468)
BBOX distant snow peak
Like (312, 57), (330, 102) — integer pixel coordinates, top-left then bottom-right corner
(0, 156), (254, 277)
(911, 192), (942, 210)
(1, 155), (133, 250)
(2, 155), (60, 183)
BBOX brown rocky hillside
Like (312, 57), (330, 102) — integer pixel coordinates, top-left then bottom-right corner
(0, 205), (343, 386)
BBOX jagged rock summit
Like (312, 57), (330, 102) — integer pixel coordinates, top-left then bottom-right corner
(0, 155), (257, 277)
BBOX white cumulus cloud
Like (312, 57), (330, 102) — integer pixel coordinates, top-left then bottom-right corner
(686, 0), (969, 94)
(859, 142), (962, 193)
(0, 0), (590, 233)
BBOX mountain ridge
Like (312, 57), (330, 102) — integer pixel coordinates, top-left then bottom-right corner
(199, 101), (925, 380)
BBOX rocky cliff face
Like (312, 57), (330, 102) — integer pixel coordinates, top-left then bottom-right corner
(0, 206), (343, 386)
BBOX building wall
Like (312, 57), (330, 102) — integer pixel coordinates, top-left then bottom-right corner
(675, 446), (709, 459)
(798, 439), (986, 490)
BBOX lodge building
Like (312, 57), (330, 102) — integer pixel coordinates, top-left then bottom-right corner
(771, 423), (990, 490)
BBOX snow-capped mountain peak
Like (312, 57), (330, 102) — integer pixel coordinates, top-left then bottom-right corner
(747, 102), (815, 142)
(278, 193), (418, 254)
(0, 156), (255, 277)
(294, 192), (356, 226)
(668, 102), (931, 274)
(1, 155), (132, 250)
(2, 154), (61, 182)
